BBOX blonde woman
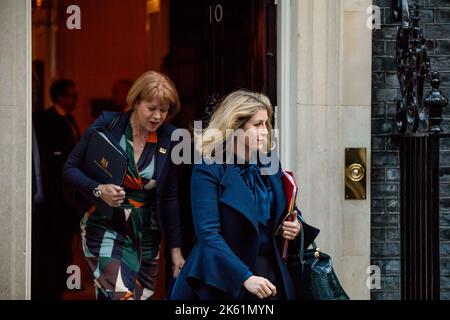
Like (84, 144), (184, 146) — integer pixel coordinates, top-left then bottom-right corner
(63, 71), (185, 300)
(170, 90), (319, 300)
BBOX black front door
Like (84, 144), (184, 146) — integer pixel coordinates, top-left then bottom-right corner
(168, 0), (277, 128)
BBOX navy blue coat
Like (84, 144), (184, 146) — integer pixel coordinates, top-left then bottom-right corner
(170, 161), (320, 300)
(62, 111), (182, 248)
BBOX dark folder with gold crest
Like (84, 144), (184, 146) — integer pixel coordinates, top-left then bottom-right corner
(83, 127), (128, 185)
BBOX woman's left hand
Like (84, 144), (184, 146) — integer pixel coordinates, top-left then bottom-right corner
(282, 210), (302, 240)
(170, 248), (185, 278)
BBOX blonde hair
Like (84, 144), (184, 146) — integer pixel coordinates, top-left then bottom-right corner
(197, 90), (274, 158)
(127, 71), (181, 119)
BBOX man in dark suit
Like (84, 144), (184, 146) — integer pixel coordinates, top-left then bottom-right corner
(32, 79), (80, 299)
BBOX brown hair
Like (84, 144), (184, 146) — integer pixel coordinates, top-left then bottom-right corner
(127, 71), (181, 119)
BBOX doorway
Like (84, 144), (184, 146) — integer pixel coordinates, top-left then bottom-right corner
(31, 0), (277, 300)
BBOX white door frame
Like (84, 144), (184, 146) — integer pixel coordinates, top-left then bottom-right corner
(0, 0), (33, 299)
(25, 0), (33, 300)
(276, 0), (299, 171)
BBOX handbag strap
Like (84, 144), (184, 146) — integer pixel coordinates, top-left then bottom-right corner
(298, 215), (319, 270)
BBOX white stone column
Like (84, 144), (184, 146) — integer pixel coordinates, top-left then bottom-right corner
(0, 0), (32, 299)
(278, 0), (372, 299)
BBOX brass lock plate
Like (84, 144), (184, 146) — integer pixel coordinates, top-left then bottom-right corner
(345, 148), (367, 200)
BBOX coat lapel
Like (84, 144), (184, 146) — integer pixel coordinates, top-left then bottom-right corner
(107, 111), (131, 141)
(218, 159), (289, 235)
(219, 164), (259, 233)
(154, 123), (171, 181)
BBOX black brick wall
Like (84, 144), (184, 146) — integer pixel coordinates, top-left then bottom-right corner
(371, 0), (450, 300)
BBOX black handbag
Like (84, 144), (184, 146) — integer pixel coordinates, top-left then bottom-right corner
(287, 219), (350, 300)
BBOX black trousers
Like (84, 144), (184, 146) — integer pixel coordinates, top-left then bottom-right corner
(31, 203), (73, 300)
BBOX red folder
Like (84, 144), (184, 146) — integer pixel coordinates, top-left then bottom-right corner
(279, 170), (299, 261)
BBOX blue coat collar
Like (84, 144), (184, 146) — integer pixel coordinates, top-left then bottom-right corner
(218, 161), (287, 234)
(219, 164), (258, 232)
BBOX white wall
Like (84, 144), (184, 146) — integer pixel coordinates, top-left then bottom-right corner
(278, 0), (372, 299)
(0, 0), (32, 299)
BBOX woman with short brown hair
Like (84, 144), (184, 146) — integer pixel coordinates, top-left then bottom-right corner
(63, 71), (185, 300)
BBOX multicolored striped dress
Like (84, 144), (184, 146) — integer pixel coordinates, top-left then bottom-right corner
(80, 119), (162, 300)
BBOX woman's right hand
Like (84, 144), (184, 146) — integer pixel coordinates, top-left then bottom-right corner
(98, 184), (126, 207)
(243, 276), (277, 299)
